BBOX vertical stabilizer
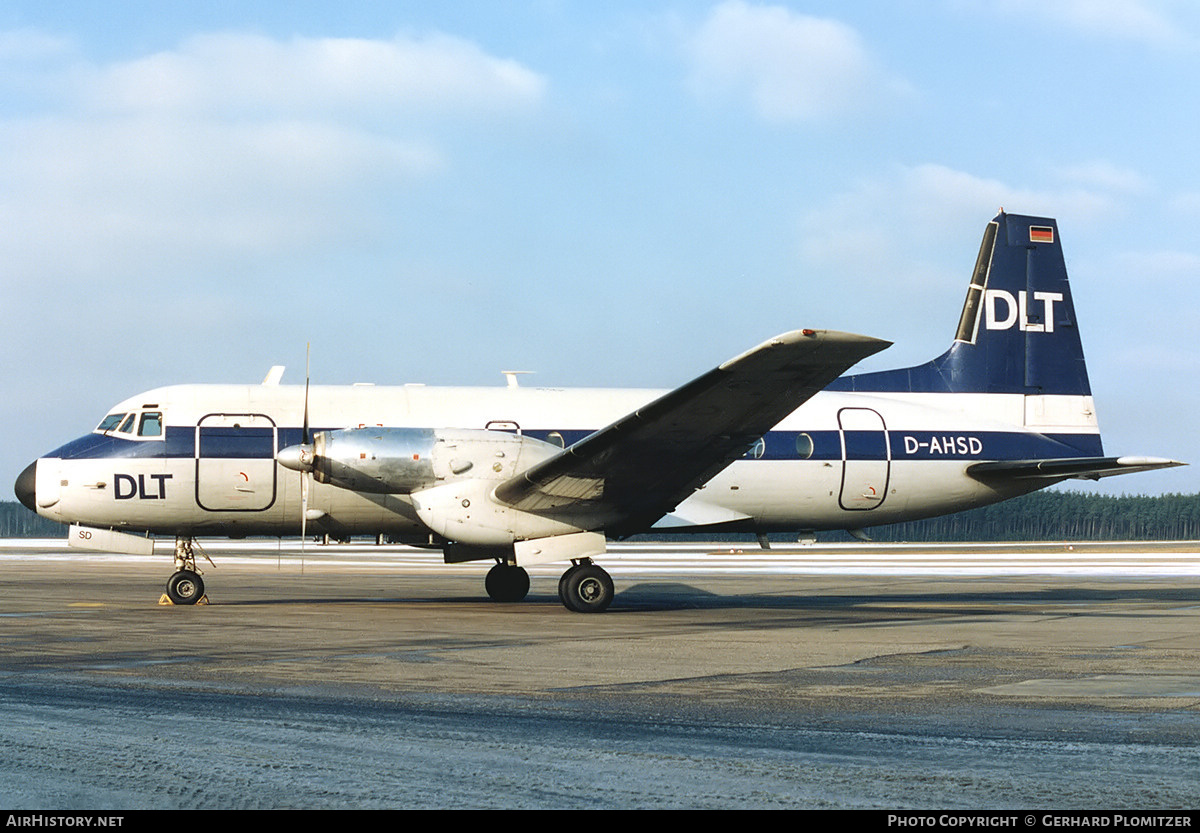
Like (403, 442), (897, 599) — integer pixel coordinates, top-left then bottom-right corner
(832, 211), (1091, 396)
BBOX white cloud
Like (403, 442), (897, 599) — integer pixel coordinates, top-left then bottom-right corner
(0, 115), (439, 278)
(685, 1), (909, 123)
(1167, 190), (1200, 215)
(786, 163), (1130, 364)
(0, 30), (546, 284)
(797, 163), (1115, 289)
(970, 0), (1196, 48)
(0, 28), (73, 62)
(87, 32), (545, 118)
(1053, 161), (1150, 194)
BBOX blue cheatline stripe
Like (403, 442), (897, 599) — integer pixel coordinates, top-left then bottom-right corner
(48, 424), (1104, 463)
(197, 426), (275, 459)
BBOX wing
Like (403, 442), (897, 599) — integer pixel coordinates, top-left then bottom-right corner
(968, 456), (1185, 482)
(493, 329), (890, 536)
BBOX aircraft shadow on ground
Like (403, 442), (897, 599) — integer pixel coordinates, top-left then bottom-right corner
(211, 581), (1200, 615)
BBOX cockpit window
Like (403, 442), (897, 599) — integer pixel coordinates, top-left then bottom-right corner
(138, 412), (163, 437)
(94, 410), (166, 439)
(97, 413), (125, 432)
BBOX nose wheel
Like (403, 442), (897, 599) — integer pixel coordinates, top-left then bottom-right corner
(165, 569), (205, 605)
(558, 562), (614, 613)
(160, 536), (210, 605)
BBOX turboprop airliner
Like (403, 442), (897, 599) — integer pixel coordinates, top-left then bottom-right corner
(14, 211), (1183, 612)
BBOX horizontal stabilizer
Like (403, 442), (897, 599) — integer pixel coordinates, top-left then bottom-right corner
(968, 456), (1185, 482)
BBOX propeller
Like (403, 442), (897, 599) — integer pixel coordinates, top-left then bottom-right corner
(301, 343), (310, 553)
(277, 343), (331, 557)
(277, 345), (316, 556)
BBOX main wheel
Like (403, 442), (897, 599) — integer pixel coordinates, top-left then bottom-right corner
(166, 569), (204, 605)
(484, 564), (530, 603)
(559, 564), (613, 613)
(558, 564), (578, 605)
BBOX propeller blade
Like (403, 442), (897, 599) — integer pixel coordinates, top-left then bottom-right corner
(303, 342), (311, 445)
(301, 469), (309, 556)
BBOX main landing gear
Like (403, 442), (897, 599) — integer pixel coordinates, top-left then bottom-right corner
(558, 561), (614, 613)
(163, 537), (207, 605)
(484, 558), (615, 612)
(484, 562), (530, 603)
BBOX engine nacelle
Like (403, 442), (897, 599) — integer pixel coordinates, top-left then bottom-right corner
(309, 427), (438, 494)
(411, 477), (587, 547)
(293, 426), (563, 496)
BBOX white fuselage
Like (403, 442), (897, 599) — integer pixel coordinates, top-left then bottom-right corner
(31, 381), (1099, 539)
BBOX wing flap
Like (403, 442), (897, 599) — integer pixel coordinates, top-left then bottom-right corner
(968, 456), (1185, 482)
(651, 495), (754, 529)
(493, 329), (890, 535)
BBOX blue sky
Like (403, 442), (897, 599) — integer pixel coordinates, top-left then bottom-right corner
(3, 0), (1198, 497)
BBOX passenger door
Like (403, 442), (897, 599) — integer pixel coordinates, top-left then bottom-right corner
(195, 413), (277, 511)
(838, 407), (889, 511)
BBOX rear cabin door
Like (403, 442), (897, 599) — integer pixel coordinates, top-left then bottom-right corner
(838, 407), (890, 511)
(195, 413), (277, 511)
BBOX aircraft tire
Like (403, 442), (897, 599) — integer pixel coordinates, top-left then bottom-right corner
(485, 564), (530, 603)
(557, 565), (578, 607)
(559, 564), (613, 613)
(166, 570), (204, 605)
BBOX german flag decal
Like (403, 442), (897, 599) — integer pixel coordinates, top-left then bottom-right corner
(1029, 226), (1054, 243)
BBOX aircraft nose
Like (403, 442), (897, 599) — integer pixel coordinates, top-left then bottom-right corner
(14, 461), (37, 513)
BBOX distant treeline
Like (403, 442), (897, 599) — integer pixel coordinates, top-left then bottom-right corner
(863, 490), (1200, 542)
(1, 502), (65, 537)
(3, 491), (1200, 541)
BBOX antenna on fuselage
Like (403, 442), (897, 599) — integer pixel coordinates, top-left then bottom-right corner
(502, 370), (533, 389)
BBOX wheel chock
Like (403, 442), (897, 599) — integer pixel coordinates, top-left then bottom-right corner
(157, 594), (210, 606)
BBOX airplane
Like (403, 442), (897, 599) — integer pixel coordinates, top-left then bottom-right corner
(14, 211), (1184, 612)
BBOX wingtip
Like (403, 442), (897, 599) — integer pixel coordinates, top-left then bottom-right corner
(720, 329), (891, 371)
(1115, 456), (1188, 469)
(768, 328), (892, 348)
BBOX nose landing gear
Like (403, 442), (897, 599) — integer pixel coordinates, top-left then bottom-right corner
(160, 537), (209, 605)
(165, 569), (205, 605)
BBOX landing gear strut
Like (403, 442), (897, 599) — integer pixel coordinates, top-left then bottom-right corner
(165, 537), (207, 605)
(558, 560), (614, 613)
(485, 563), (530, 603)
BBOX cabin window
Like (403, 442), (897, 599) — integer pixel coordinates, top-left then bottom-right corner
(795, 433), (814, 459)
(138, 412), (163, 437)
(96, 413), (126, 432)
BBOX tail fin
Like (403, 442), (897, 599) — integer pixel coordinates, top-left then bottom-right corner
(828, 211), (1187, 479)
(833, 210), (1091, 395)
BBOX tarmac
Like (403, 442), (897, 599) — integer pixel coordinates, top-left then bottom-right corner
(3, 539), (1199, 809)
